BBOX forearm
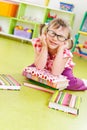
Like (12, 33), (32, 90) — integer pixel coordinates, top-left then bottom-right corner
(34, 46), (48, 69)
(52, 48), (68, 76)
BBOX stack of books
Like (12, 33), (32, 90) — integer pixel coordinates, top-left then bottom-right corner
(23, 66), (69, 90)
(48, 90), (82, 115)
(0, 74), (21, 90)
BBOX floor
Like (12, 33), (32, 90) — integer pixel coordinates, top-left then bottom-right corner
(0, 36), (87, 130)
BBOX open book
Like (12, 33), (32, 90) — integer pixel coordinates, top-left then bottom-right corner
(48, 90), (82, 115)
(0, 74), (21, 90)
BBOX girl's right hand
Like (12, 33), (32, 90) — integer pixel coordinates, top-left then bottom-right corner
(40, 34), (47, 47)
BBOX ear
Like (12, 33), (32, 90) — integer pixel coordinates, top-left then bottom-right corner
(69, 39), (73, 49)
(67, 39), (73, 49)
(40, 24), (47, 35)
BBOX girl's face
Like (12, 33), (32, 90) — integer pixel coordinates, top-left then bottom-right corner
(46, 26), (69, 50)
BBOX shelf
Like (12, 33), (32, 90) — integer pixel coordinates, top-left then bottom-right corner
(78, 31), (87, 36)
(0, 0), (75, 41)
(0, 32), (32, 43)
(47, 6), (74, 14)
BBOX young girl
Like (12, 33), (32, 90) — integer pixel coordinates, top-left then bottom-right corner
(31, 18), (87, 91)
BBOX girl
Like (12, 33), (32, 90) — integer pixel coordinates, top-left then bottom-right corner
(31, 18), (87, 91)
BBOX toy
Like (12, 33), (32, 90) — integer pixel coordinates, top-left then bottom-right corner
(14, 25), (33, 39)
(83, 41), (87, 48)
(46, 12), (57, 23)
(60, 2), (74, 12)
(74, 42), (87, 58)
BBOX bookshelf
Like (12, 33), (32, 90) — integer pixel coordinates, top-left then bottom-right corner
(0, 0), (75, 43)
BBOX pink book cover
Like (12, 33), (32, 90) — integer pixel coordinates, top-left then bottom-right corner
(62, 93), (72, 106)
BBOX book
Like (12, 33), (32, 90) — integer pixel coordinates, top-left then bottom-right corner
(48, 90), (82, 115)
(0, 74), (21, 90)
(24, 82), (54, 94)
(23, 66), (69, 90)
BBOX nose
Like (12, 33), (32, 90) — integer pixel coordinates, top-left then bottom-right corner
(53, 35), (58, 41)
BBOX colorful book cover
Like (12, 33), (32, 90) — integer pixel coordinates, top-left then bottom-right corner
(0, 74), (21, 90)
(48, 90), (82, 115)
(23, 66), (69, 90)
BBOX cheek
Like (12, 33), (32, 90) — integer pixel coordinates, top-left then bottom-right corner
(56, 41), (64, 46)
(46, 35), (50, 43)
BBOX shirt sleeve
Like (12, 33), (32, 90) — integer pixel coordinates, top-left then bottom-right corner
(63, 49), (73, 58)
(63, 49), (75, 69)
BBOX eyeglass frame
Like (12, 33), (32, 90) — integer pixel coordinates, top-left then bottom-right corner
(47, 29), (69, 42)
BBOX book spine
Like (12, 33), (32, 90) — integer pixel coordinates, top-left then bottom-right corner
(69, 95), (77, 108)
(7, 75), (21, 86)
(74, 96), (81, 109)
(57, 91), (65, 104)
(50, 90), (59, 102)
(62, 93), (72, 106)
(0, 74), (21, 86)
(54, 91), (61, 103)
(55, 91), (62, 103)
(24, 82), (55, 94)
(0, 74), (10, 85)
(1, 74), (15, 85)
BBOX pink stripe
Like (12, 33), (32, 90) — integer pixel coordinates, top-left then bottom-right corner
(69, 95), (77, 108)
(62, 93), (72, 106)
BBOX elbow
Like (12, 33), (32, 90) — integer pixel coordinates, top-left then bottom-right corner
(51, 71), (61, 76)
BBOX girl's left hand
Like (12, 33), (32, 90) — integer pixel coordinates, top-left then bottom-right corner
(58, 41), (68, 50)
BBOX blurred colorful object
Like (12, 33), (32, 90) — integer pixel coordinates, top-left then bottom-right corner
(60, 2), (74, 12)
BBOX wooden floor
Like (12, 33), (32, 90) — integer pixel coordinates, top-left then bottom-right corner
(0, 36), (87, 130)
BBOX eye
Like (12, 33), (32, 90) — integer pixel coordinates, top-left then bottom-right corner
(48, 30), (55, 37)
(58, 35), (66, 41)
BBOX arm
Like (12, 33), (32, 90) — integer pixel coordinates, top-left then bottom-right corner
(34, 35), (48, 70)
(51, 46), (69, 76)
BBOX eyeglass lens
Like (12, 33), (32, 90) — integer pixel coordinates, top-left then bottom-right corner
(47, 30), (67, 42)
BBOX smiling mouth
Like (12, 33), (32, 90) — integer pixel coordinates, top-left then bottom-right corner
(50, 40), (58, 46)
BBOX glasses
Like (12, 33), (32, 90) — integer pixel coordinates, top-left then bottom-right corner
(47, 29), (68, 42)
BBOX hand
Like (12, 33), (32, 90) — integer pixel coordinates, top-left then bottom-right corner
(58, 42), (68, 51)
(40, 34), (47, 47)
